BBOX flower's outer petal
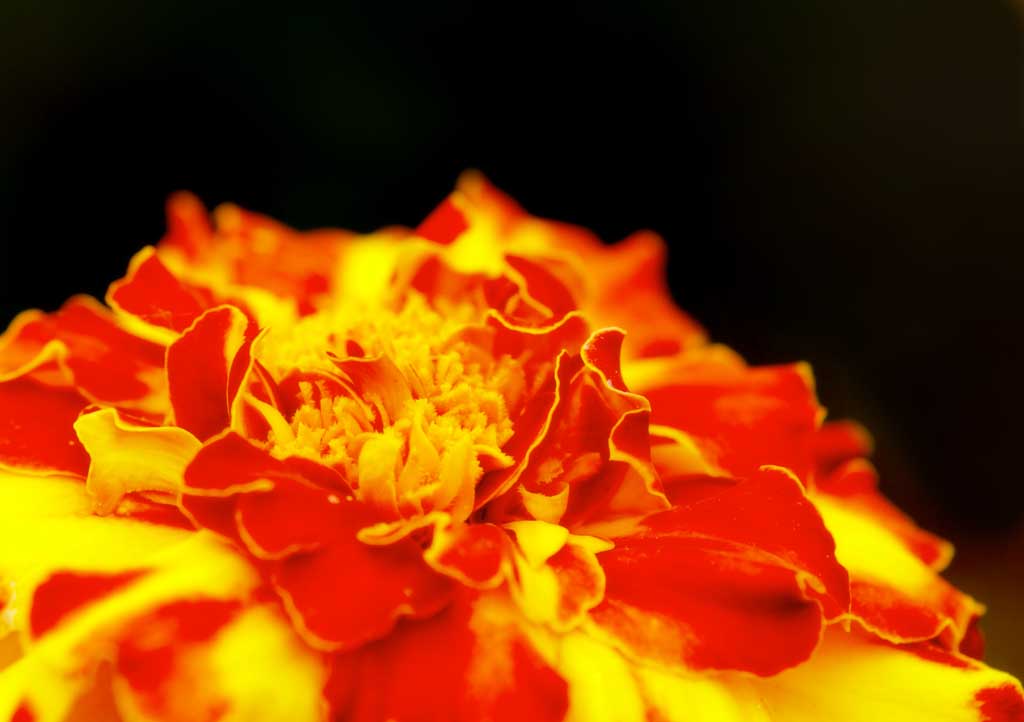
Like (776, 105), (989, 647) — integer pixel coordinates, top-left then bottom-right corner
(328, 591), (569, 722)
(626, 346), (823, 481)
(167, 305), (253, 441)
(114, 602), (327, 722)
(269, 531), (453, 652)
(0, 297), (167, 413)
(0, 368), (90, 476)
(74, 408), (200, 515)
(752, 627), (1024, 722)
(812, 419), (874, 479)
(420, 172), (706, 356)
(107, 247), (213, 337)
(0, 464), (263, 722)
(159, 191), (214, 260)
(591, 466), (849, 676)
(816, 456), (953, 571)
(812, 471), (982, 650)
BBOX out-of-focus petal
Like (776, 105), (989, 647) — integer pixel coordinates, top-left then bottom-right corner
(591, 466), (848, 676)
(753, 628), (1024, 722)
(0, 369), (90, 477)
(812, 469), (982, 650)
(114, 602), (327, 722)
(328, 591), (568, 722)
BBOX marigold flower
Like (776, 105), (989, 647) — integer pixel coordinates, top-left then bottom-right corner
(0, 172), (1021, 722)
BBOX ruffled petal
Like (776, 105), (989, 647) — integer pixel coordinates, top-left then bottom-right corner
(166, 305), (253, 441)
(180, 433), (453, 652)
(482, 328), (668, 528)
(74, 408), (200, 514)
(591, 466), (849, 676)
(0, 297), (167, 413)
(327, 590), (569, 722)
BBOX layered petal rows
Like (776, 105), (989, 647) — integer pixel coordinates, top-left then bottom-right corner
(0, 173), (1020, 722)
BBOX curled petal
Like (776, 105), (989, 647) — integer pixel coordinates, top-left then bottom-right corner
(74, 408), (200, 515)
(484, 329), (668, 528)
(0, 297), (167, 412)
(167, 305), (254, 442)
(328, 591), (569, 722)
(591, 466), (849, 676)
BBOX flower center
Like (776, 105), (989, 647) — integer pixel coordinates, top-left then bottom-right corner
(259, 293), (522, 521)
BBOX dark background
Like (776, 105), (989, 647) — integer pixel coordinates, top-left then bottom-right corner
(2, 0), (1022, 675)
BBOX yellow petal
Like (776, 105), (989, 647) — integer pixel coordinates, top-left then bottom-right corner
(74, 409), (200, 515)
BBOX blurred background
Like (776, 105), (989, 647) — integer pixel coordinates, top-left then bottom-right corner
(1, 0), (1022, 676)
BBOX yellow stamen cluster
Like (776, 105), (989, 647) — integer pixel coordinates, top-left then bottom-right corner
(260, 293), (524, 520)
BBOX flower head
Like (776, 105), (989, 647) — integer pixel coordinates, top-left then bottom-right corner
(0, 173), (1021, 722)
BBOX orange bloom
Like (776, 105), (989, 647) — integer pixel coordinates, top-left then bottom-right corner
(0, 173), (1020, 722)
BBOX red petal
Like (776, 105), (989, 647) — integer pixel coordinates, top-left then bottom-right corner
(483, 329), (666, 526)
(235, 479), (359, 559)
(30, 570), (145, 637)
(270, 533), (453, 651)
(160, 191), (214, 260)
(329, 591), (568, 722)
(167, 305), (253, 441)
(593, 466), (849, 676)
(426, 522), (513, 588)
(637, 353), (821, 481)
(182, 431), (345, 496)
(116, 599), (239, 720)
(107, 248), (213, 333)
(0, 373), (90, 475)
(415, 197), (469, 245)
(813, 419), (874, 478)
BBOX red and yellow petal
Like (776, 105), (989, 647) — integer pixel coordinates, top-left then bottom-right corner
(812, 477), (983, 650)
(591, 466), (848, 676)
(107, 247), (214, 338)
(327, 590), (569, 722)
(627, 346), (823, 482)
(482, 328), (668, 529)
(166, 305), (253, 441)
(74, 408), (200, 515)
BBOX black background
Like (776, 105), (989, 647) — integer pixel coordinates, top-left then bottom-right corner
(2, 1), (1023, 674)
